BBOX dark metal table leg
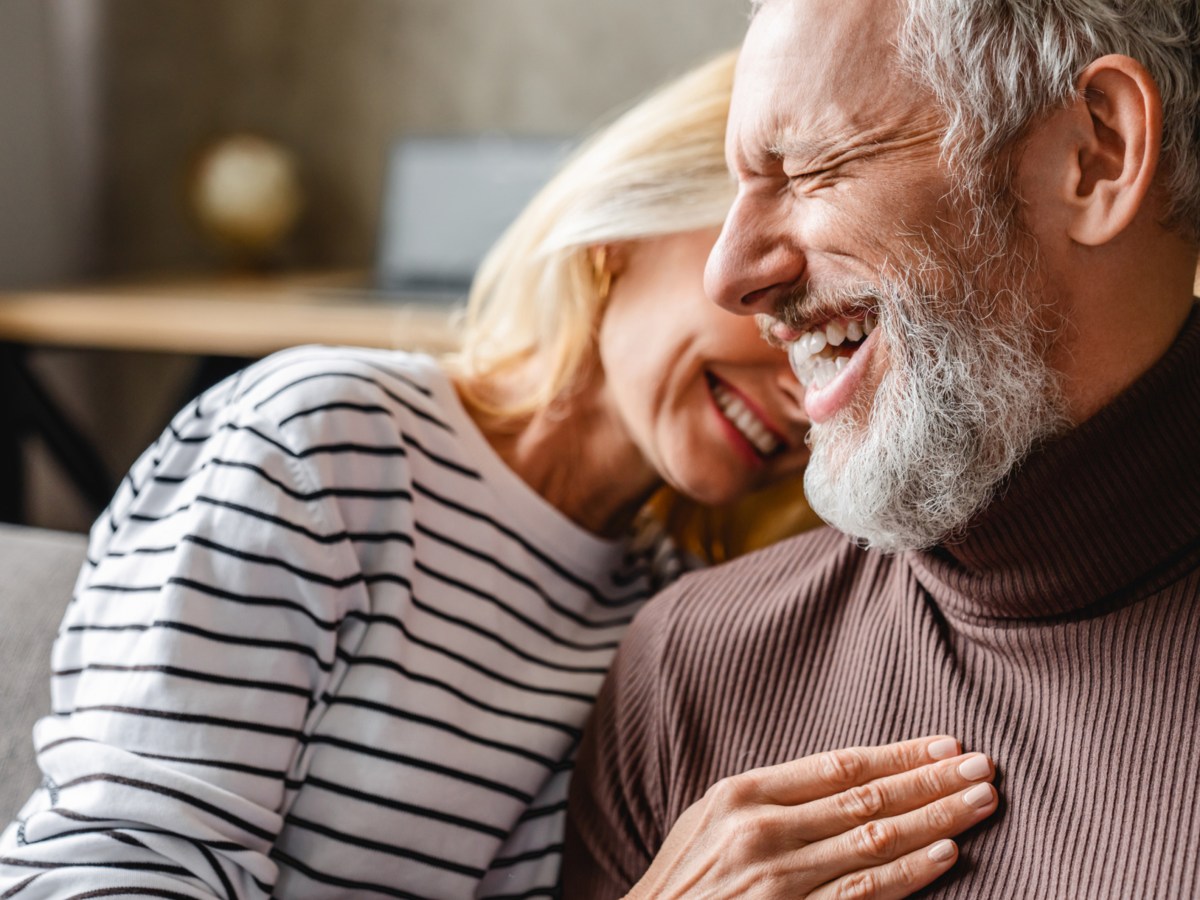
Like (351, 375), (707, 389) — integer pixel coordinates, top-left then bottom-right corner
(1, 343), (115, 522)
(0, 344), (25, 523)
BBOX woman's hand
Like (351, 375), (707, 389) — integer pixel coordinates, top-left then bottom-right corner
(624, 736), (997, 900)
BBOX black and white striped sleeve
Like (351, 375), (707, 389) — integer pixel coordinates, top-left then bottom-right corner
(0, 384), (368, 898)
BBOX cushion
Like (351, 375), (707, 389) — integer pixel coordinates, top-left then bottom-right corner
(0, 524), (88, 823)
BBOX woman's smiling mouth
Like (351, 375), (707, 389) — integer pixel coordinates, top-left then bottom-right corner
(707, 374), (784, 459)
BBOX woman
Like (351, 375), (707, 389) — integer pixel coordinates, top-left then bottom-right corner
(0, 52), (994, 899)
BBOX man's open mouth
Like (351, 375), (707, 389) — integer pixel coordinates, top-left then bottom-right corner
(787, 312), (878, 390)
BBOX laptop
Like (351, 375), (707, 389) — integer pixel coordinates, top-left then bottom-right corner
(345, 134), (573, 304)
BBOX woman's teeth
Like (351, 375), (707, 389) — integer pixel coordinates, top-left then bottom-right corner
(787, 313), (877, 389)
(711, 381), (781, 456)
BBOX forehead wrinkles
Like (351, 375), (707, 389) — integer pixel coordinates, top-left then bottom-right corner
(727, 62), (851, 172)
(730, 99), (936, 178)
(735, 0), (917, 139)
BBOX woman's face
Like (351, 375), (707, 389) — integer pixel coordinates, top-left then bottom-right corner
(597, 227), (811, 505)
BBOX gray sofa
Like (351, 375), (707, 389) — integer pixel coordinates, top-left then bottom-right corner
(0, 524), (88, 823)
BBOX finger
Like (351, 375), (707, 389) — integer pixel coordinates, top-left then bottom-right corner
(794, 752), (994, 841)
(807, 839), (960, 900)
(750, 735), (962, 806)
(802, 782), (998, 884)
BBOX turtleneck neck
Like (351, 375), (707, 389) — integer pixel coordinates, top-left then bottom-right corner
(909, 302), (1200, 622)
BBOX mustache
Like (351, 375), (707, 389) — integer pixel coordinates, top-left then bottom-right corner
(756, 282), (887, 346)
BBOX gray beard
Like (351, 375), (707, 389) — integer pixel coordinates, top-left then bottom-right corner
(803, 221), (1069, 553)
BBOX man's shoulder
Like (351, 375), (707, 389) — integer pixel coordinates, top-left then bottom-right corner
(636, 525), (895, 644)
(678, 524), (879, 600)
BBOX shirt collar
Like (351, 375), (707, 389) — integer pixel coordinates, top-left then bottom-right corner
(908, 302), (1200, 622)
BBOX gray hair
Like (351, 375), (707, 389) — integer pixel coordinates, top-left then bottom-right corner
(897, 0), (1200, 241)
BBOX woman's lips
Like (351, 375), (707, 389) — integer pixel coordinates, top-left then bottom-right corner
(707, 374), (787, 463)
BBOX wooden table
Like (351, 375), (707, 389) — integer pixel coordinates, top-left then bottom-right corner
(0, 270), (461, 357)
(0, 271), (461, 523)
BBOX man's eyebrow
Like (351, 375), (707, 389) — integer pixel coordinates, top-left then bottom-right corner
(768, 136), (827, 161)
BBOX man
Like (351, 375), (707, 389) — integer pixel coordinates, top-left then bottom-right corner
(565, 0), (1200, 896)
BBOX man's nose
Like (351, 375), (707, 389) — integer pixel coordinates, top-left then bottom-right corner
(704, 191), (806, 317)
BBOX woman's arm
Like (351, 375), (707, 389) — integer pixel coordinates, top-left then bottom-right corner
(0, 372), (365, 898)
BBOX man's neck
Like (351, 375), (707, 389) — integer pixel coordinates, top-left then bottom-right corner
(1050, 233), (1198, 424)
(916, 300), (1200, 619)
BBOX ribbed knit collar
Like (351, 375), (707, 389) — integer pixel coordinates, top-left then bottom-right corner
(909, 303), (1200, 622)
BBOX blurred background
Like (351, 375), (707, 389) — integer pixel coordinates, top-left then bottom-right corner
(0, 0), (747, 532)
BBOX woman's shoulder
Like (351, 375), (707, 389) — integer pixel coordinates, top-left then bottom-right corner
(180, 345), (465, 447)
(132, 346), (465, 499)
(225, 345), (446, 416)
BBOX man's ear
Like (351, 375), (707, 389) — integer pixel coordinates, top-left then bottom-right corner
(1065, 54), (1163, 246)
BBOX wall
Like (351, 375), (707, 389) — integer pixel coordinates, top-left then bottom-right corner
(0, 0), (99, 288)
(12, 0), (749, 530)
(99, 0), (749, 274)
(0, 0), (114, 531)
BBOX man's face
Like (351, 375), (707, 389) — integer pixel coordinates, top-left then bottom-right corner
(706, 0), (1068, 551)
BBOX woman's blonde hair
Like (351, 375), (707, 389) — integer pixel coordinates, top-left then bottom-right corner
(446, 48), (823, 560)
(447, 49), (739, 418)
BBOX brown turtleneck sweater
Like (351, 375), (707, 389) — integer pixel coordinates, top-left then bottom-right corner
(565, 306), (1200, 899)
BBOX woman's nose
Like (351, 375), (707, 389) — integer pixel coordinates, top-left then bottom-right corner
(704, 192), (806, 317)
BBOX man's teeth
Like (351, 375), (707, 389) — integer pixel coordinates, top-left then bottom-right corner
(787, 313), (876, 389)
(711, 381), (780, 456)
(789, 351), (850, 390)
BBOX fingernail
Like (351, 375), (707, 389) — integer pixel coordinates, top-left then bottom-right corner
(958, 754), (991, 781)
(928, 840), (956, 862)
(928, 738), (958, 760)
(964, 784), (994, 808)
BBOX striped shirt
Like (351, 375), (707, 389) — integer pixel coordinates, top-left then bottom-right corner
(0, 346), (678, 899)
